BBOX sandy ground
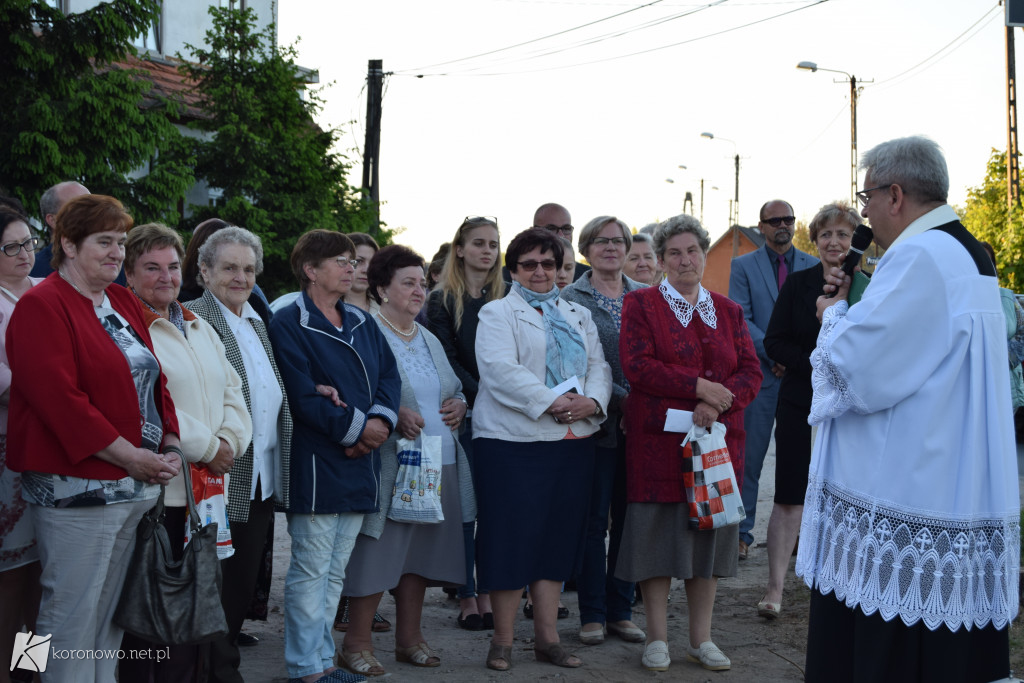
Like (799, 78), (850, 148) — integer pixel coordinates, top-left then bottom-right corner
(236, 442), (1024, 682)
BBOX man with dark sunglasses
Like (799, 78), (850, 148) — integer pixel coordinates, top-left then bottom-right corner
(727, 199), (817, 561)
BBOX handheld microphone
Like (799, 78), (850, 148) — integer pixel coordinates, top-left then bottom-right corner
(829, 224), (873, 298)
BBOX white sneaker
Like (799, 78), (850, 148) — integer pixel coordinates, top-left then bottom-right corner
(641, 640), (670, 671)
(685, 641), (730, 671)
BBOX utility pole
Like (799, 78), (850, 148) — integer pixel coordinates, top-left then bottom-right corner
(700, 179), (705, 224)
(1008, 27), (1020, 209)
(362, 59), (384, 233)
(732, 153), (739, 226)
(849, 75), (859, 206)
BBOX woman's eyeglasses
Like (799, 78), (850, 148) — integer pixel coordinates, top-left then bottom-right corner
(335, 257), (358, 269)
(517, 259), (557, 272)
(1, 237), (38, 257)
(592, 237), (627, 246)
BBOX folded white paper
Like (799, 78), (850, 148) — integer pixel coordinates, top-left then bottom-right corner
(551, 375), (582, 396)
(664, 409), (694, 433)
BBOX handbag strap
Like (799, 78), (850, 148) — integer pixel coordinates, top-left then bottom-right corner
(175, 452), (202, 534)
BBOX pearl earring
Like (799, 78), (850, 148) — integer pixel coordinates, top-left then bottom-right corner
(382, 296), (389, 303)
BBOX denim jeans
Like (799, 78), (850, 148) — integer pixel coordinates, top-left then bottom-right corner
(739, 381), (779, 546)
(284, 512), (363, 678)
(577, 436), (634, 625)
(455, 418), (486, 600)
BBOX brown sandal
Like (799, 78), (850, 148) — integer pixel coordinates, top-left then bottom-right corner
(534, 641), (582, 668)
(486, 642), (513, 671)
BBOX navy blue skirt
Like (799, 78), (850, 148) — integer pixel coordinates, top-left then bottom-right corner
(475, 436), (594, 591)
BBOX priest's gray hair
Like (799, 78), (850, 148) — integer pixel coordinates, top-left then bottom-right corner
(859, 135), (948, 203)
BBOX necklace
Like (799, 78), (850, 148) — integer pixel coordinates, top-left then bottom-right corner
(377, 311), (416, 337)
(59, 268), (101, 307)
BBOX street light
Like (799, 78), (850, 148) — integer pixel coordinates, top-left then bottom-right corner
(797, 61), (871, 206)
(700, 132), (740, 227)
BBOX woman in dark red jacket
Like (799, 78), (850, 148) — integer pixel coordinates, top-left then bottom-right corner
(616, 215), (760, 675)
(6, 195), (181, 683)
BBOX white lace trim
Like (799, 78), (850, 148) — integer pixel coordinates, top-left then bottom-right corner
(808, 300), (871, 424)
(796, 476), (1021, 631)
(659, 281), (716, 329)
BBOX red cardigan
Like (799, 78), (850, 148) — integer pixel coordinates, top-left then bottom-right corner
(6, 275), (179, 479)
(619, 287), (761, 503)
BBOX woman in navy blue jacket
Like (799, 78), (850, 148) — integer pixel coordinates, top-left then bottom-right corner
(269, 230), (400, 683)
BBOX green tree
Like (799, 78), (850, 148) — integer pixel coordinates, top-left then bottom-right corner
(180, 6), (380, 295)
(961, 148), (1024, 290)
(0, 0), (193, 224)
(792, 219), (814, 255)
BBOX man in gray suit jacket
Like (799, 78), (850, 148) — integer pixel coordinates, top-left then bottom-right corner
(728, 199), (818, 559)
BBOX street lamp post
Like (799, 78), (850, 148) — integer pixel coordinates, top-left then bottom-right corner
(797, 61), (872, 206)
(700, 132), (739, 227)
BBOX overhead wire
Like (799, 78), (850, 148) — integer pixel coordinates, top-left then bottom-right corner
(396, 0), (827, 77)
(869, 3), (1000, 92)
(421, 0), (728, 75)
(396, 0), (669, 73)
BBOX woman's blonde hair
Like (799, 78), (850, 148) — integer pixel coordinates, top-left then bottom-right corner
(437, 217), (505, 331)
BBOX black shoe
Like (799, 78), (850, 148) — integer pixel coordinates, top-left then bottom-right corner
(458, 612), (484, 631)
(482, 612), (494, 630)
(557, 605), (569, 619)
(523, 602), (533, 619)
(236, 632), (259, 646)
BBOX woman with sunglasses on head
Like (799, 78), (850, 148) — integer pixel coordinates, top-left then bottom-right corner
(426, 216), (505, 632)
(473, 227), (612, 672)
(0, 210), (44, 680)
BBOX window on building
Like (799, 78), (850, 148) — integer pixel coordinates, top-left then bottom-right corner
(135, 3), (162, 54)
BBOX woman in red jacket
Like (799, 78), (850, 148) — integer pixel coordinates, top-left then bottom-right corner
(617, 215), (760, 675)
(6, 195), (181, 683)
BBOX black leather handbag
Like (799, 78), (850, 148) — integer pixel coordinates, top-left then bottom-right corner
(114, 455), (228, 645)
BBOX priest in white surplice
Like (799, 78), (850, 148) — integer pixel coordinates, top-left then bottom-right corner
(798, 135), (1020, 683)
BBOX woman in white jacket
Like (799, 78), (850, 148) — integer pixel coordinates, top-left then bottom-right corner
(121, 223), (252, 682)
(473, 228), (612, 672)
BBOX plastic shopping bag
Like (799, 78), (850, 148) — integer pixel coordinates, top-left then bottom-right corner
(680, 422), (746, 531)
(388, 435), (444, 524)
(185, 464), (234, 559)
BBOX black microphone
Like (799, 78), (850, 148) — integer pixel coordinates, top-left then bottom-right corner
(829, 224), (873, 298)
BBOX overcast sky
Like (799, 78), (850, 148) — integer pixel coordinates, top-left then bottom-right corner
(278, 0), (1013, 256)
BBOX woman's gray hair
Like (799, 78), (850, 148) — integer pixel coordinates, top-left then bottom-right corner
(577, 216), (631, 259)
(808, 201), (861, 241)
(859, 135), (948, 203)
(631, 232), (652, 245)
(653, 214), (710, 257)
(196, 225), (264, 287)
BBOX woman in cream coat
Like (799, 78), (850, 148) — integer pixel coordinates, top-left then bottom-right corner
(473, 228), (612, 672)
(121, 223), (252, 682)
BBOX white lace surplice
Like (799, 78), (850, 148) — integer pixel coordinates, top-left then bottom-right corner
(797, 224), (1020, 632)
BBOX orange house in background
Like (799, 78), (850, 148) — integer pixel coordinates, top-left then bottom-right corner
(703, 225), (765, 295)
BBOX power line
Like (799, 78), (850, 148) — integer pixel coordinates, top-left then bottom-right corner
(395, 0), (670, 73)
(871, 4), (1000, 90)
(397, 0), (826, 77)
(422, 0), (727, 75)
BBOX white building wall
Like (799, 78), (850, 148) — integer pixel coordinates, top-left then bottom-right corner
(62, 0), (278, 55)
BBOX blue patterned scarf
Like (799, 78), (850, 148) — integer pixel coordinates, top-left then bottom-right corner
(512, 281), (588, 388)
